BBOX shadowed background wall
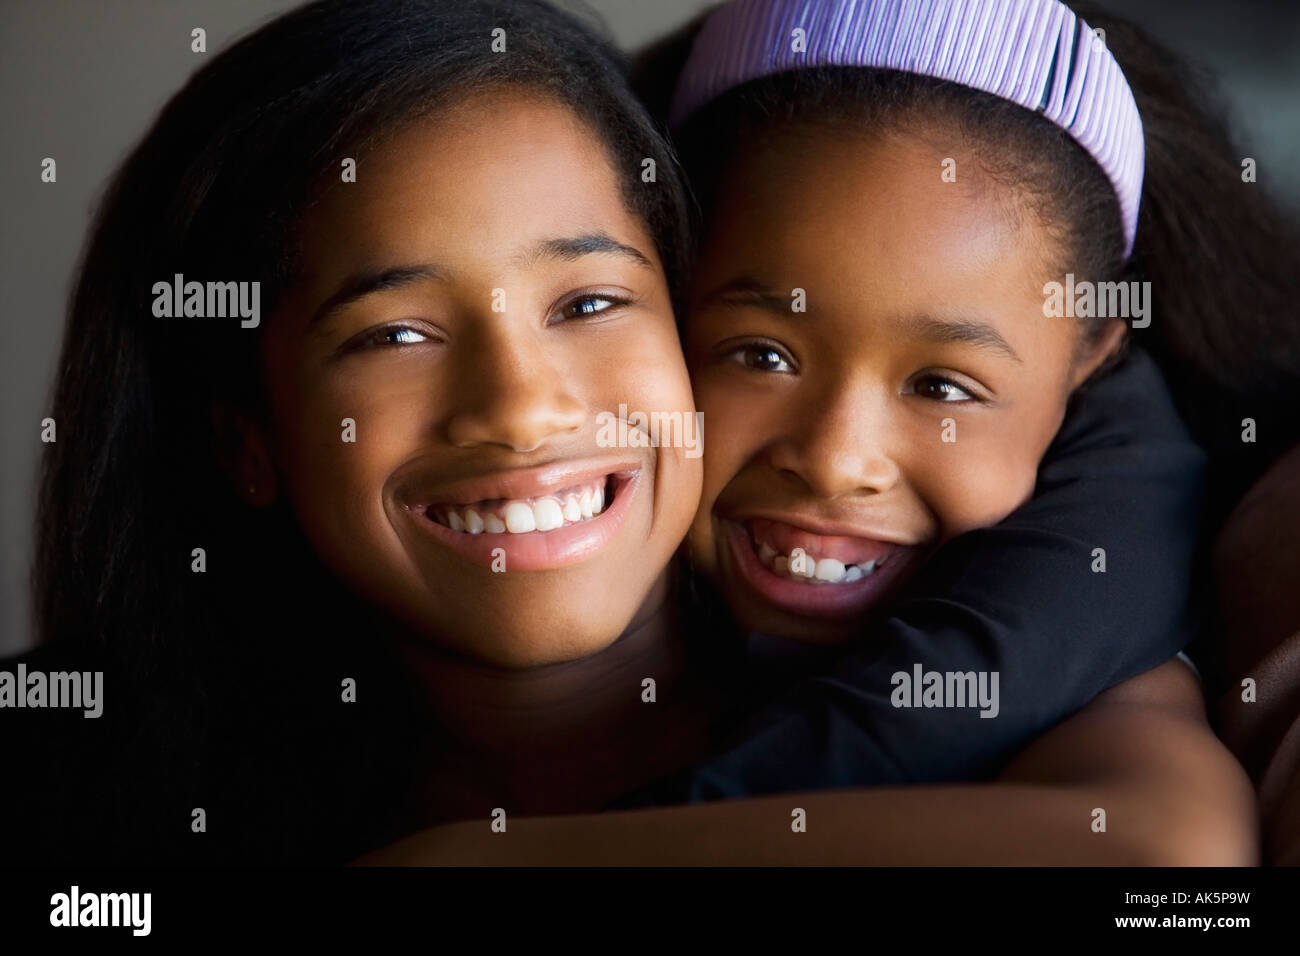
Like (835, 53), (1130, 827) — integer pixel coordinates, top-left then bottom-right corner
(2, 0), (1297, 654)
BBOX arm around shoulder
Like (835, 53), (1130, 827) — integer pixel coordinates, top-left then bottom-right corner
(356, 658), (1257, 865)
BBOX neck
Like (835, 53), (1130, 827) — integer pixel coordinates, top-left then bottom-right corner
(391, 568), (713, 818)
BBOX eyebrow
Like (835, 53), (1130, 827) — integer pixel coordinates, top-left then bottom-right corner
(698, 275), (1021, 363)
(308, 234), (652, 327)
(308, 264), (443, 327)
(518, 233), (653, 269)
(695, 275), (792, 314)
(911, 315), (1022, 363)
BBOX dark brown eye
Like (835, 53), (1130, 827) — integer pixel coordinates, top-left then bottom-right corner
(372, 326), (428, 346)
(912, 375), (975, 402)
(341, 324), (434, 353)
(559, 294), (629, 321)
(730, 343), (795, 373)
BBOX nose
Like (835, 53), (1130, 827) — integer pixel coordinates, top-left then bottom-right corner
(445, 320), (586, 452)
(766, 378), (901, 499)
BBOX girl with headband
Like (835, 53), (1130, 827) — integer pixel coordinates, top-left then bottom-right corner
(370, 0), (1299, 863)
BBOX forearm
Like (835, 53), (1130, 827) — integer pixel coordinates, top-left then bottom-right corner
(362, 784), (1217, 866)
(358, 662), (1257, 866)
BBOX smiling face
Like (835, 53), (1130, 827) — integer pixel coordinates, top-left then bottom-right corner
(686, 125), (1121, 643)
(253, 89), (700, 667)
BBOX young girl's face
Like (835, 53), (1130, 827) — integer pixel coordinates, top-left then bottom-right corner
(254, 89), (700, 667)
(686, 126), (1119, 643)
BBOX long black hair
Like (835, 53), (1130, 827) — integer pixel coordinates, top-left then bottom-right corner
(30, 0), (691, 864)
(635, 3), (1300, 517)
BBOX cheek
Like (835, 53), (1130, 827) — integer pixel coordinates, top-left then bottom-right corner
(614, 319), (695, 418)
(917, 402), (1064, 541)
(695, 382), (753, 496)
(687, 369), (785, 567)
(268, 354), (427, 560)
(580, 317), (700, 512)
(633, 327), (704, 553)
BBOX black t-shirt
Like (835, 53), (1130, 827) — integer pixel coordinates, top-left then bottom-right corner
(613, 345), (1207, 804)
(0, 628), (427, 865)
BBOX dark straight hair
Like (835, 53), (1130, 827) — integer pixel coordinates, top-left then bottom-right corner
(31, 0), (691, 863)
(636, 3), (1300, 516)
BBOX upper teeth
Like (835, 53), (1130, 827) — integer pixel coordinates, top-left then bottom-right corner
(758, 543), (880, 584)
(430, 481), (608, 534)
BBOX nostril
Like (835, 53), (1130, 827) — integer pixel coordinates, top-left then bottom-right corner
(444, 400), (584, 452)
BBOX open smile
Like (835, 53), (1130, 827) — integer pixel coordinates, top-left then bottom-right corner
(401, 461), (641, 572)
(721, 515), (925, 619)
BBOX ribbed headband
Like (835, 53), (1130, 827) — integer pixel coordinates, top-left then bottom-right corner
(670, 0), (1145, 257)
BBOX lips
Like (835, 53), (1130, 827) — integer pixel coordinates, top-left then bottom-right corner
(398, 459), (641, 572)
(720, 516), (924, 619)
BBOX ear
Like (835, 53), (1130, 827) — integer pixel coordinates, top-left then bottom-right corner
(1069, 318), (1127, 389)
(212, 404), (278, 507)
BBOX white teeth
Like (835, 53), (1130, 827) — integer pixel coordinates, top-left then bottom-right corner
(792, 551), (816, 579)
(433, 479), (614, 535)
(534, 498), (564, 532)
(504, 501), (536, 533)
(757, 541), (880, 585)
(814, 558), (846, 582)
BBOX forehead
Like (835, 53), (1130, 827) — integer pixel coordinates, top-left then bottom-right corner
(701, 126), (1042, 300)
(296, 89), (645, 272)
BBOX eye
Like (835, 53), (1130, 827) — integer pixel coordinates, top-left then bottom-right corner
(553, 292), (632, 323)
(340, 322), (436, 353)
(727, 341), (796, 374)
(909, 374), (977, 403)
(374, 326), (429, 346)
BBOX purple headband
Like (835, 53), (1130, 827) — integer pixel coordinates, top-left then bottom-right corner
(670, 0), (1145, 257)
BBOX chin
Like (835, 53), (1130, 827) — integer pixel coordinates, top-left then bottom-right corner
(494, 630), (623, 668)
(725, 589), (868, 646)
(427, 603), (637, 669)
